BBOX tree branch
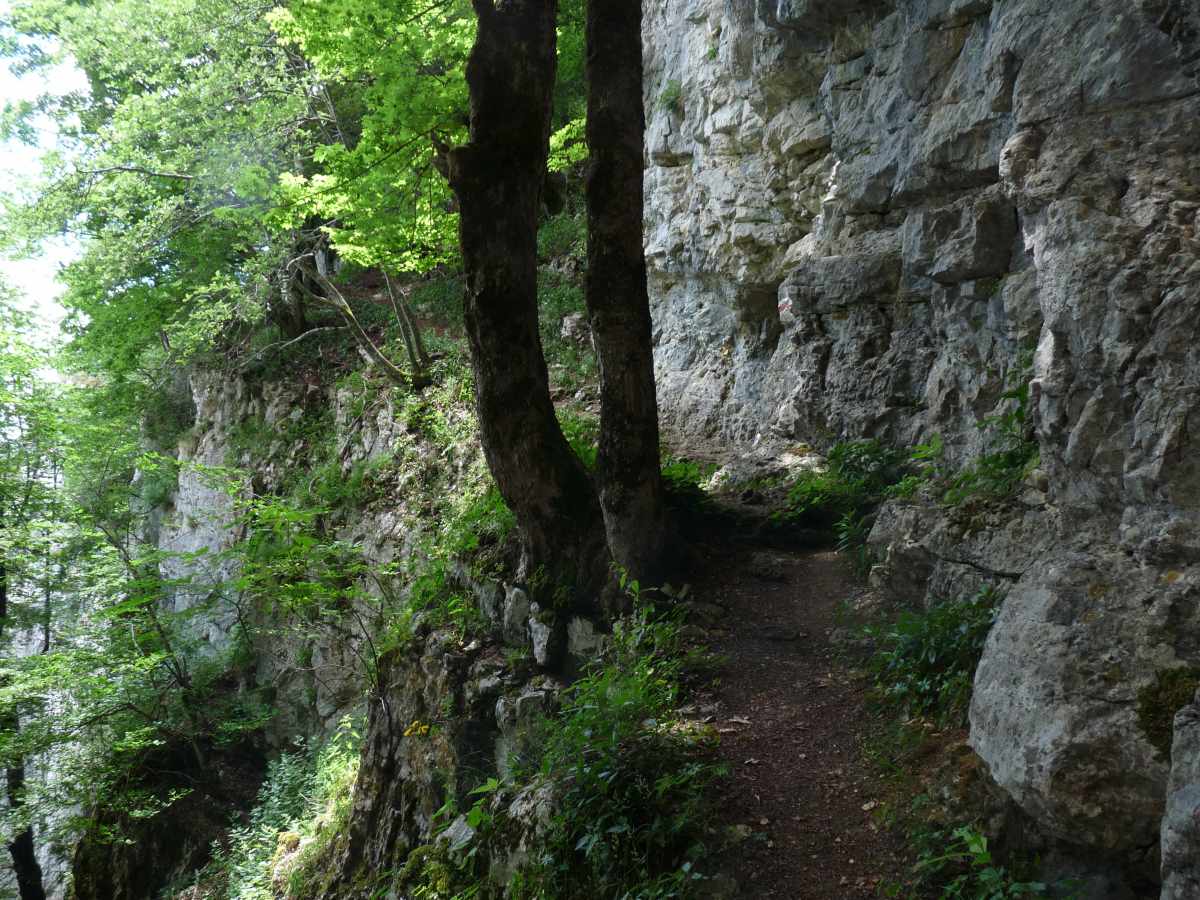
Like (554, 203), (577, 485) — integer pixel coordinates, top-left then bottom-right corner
(82, 165), (194, 181)
(236, 326), (346, 372)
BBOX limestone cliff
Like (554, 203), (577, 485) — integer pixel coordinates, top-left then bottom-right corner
(643, 1), (1200, 894)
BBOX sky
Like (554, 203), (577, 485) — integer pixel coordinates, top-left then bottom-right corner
(0, 1), (88, 338)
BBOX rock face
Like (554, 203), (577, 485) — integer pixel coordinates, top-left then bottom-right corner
(643, 0), (1200, 893)
(323, 634), (561, 896)
(1162, 690), (1200, 900)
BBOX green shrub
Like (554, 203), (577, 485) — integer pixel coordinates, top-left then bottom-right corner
(661, 456), (714, 493)
(514, 598), (723, 898)
(773, 439), (906, 532)
(195, 719), (361, 899)
(137, 454), (180, 510)
(143, 388), (196, 448)
(537, 212), (586, 261)
(538, 272), (596, 391)
(894, 825), (1056, 899)
(943, 368), (1038, 506)
(443, 486), (516, 561)
(410, 270), (465, 319)
(835, 510), (874, 579)
(557, 409), (598, 469)
(772, 467), (864, 529)
(661, 455), (716, 519)
(827, 438), (905, 494)
(864, 586), (1002, 725)
(538, 272), (585, 326)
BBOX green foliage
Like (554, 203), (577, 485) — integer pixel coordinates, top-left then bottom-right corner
(410, 271), (466, 319)
(194, 718), (362, 898)
(548, 117), (588, 173)
(269, 0), (474, 273)
(3, 0), (587, 392)
(5, 0), (323, 377)
(513, 597), (723, 898)
(557, 409), (598, 469)
(660, 457), (715, 494)
(272, 0), (585, 274)
(658, 79), (683, 115)
(835, 510), (874, 579)
(142, 387), (196, 449)
(537, 211), (586, 262)
(1136, 668), (1200, 760)
(889, 826), (1057, 900)
(943, 363), (1039, 506)
(768, 439), (902, 532)
(393, 477), (517, 641)
(773, 439), (905, 533)
(863, 586), (1002, 726)
(0, 287), (62, 543)
(135, 452), (180, 511)
(826, 438), (906, 494)
(538, 270), (596, 393)
(773, 468), (859, 528)
(442, 487), (516, 562)
(661, 455), (716, 519)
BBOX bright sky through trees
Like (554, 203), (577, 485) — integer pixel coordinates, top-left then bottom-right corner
(0, 0), (84, 336)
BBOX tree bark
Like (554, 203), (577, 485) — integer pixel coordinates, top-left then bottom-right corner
(585, 0), (668, 582)
(448, 0), (608, 608)
(1, 560), (47, 900)
(5, 765), (46, 900)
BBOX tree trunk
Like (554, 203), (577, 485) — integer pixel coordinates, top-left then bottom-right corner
(5, 765), (46, 900)
(448, 0), (608, 609)
(0, 560), (47, 900)
(585, 0), (668, 583)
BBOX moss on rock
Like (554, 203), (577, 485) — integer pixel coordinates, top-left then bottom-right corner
(1136, 667), (1200, 760)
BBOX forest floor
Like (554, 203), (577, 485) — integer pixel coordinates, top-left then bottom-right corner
(687, 541), (912, 899)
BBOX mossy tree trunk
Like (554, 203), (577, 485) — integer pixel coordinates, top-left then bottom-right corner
(448, 0), (608, 607)
(585, 0), (669, 584)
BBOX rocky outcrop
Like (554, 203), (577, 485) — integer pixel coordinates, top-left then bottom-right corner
(324, 631), (560, 896)
(1162, 689), (1200, 900)
(156, 371), (384, 741)
(644, 0), (1200, 894)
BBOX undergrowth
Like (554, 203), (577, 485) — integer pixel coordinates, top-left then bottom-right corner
(772, 438), (904, 529)
(511, 588), (724, 898)
(771, 439), (905, 574)
(389, 585), (725, 900)
(190, 718), (361, 898)
(853, 587), (1073, 899)
(887, 359), (1039, 509)
(863, 586), (1002, 727)
(882, 824), (1061, 900)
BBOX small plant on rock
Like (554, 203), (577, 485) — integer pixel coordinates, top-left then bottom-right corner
(943, 364), (1038, 506)
(835, 509), (875, 579)
(658, 79), (684, 115)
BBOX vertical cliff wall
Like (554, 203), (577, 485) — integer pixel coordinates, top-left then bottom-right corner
(644, 0), (1200, 893)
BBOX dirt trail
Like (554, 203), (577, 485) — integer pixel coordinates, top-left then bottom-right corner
(693, 545), (909, 899)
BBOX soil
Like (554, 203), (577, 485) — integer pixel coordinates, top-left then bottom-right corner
(690, 543), (912, 899)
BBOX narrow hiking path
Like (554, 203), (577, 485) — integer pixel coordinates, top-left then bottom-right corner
(691, 544), (910, 899)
